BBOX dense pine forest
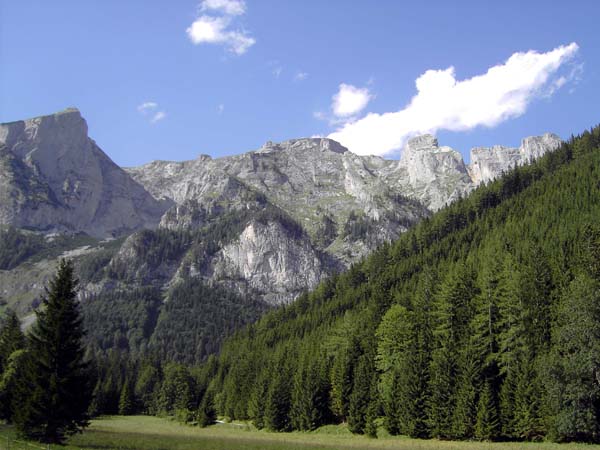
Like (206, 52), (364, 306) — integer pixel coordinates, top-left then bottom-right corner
(2, 124), (600, 443)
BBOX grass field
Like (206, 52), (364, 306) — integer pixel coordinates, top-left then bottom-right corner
(1, 416), (598, 450)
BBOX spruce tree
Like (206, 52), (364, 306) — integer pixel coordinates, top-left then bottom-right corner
(547, 274), (600, 442)
(0, 309), (25, 373)
(118, 379), (135, 415)
(347, 354), (373, 434)
(428, 264), (474, 438)
(197, 390), (217, 427)
(264, 364), (292, 431)
(14, 259), (92, 444)
(475, 380), (501, 440)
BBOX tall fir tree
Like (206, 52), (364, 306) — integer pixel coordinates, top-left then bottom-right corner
(347, 354), (374, 434)
(428, 264), (474, 438)
(546, 274), (600, 442)
(197, 389), (217, 428)
(0, 308), (26, 422)
(14, 259), (92, 444)
(118, 378), (136, 415)
(0, 309), (25, 373)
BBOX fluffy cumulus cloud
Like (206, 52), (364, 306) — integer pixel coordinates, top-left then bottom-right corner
(187, 0), (255, 55)
(332, 84), (373, 117)
(329, 43), (580, 156)
(137, 102), (166, 124)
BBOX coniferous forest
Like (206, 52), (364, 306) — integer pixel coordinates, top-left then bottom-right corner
(2, 125), (600, 443)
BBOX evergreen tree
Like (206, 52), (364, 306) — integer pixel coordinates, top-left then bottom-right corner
(247, 370), (270, 429)
(547, 274), (600, 442)
(0, 308), (26, 422)
(157, 362), (194, 414)
(364, 377), (380, 438)
(0, 349), (28, 422)
(118, 379), (136, 415)
(512, 358), (544, 440)
(451, 348), (479, 439)
(428, 264), (474, 438)
(14, 259), (92, 444)
(264, 356), (292, 432)
(135, 360), (162, 414)
(197, 390), (217, 428)
(475, 380), (500, 440)
(0, 309), (25, 373)
(347, 354), (373, 434)
(290, 349), (331, 431)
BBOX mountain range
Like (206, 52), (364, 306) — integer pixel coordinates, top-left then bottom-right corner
(0, 108), (561, 360)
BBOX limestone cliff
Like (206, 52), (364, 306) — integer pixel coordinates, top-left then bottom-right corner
(0, 109), (169, 237)
(469, 133), (562, 185)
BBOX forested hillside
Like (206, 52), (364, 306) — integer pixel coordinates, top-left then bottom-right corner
(198, 125), (600, 442)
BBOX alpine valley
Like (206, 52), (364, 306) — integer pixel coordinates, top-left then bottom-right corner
(0, 108), (561, 362)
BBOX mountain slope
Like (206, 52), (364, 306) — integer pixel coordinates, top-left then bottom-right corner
(205, 125), (600, 442)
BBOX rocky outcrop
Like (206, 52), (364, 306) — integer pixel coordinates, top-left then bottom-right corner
(0, 109), (169, 237)
(469, 133), (562, 185)
(379, 134), (473, 210)
(129, 137), (430, 270)
(207, 219), (325, 305)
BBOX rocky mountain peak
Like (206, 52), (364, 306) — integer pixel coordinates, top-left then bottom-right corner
(259, 138), (348, 155)
(0, 109), (168, 237)
(406, 134), (439, 151)
(469, 132), (562, 185)
(520, 133), (562, 160)
(0, 108), (87, 158)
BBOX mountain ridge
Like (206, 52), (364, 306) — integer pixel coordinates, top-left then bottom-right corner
(0, 108), (564, 363)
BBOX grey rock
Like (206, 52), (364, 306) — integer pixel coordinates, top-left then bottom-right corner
(0, 109), (169, 237)
(207, 219), (325, 305)
(469, 133), (562, 185)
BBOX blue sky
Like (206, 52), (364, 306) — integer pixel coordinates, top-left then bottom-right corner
(1, 1), (598, 166)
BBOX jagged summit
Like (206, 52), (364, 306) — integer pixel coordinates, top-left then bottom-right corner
(258, 137), (348, 154)
(469, 132), (562, 185)
(406, 134), (439, 151)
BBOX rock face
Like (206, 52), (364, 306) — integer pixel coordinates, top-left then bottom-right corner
(209, 220), (325, 305)
(469, 133), (562, 185)
(128, 137), (431, 270)
(378, 134), (473, 210)
(0, 109), (169, 237)
(124, 131), (561, 303)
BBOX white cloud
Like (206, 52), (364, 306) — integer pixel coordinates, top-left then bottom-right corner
(217, 103), (225, 114)
(187, 1), (255, 55)
(187, 16), (255, 55)
(329, 42), (580, 156)
(294, 72), (309, 82)
(332, 84), (373, 117)
(138, 101), (166, 124)
(201, 0), (245, 15)
(137, 102), (158, 113)
(273, 66), (282, 78)
(150, 111), (167, 123)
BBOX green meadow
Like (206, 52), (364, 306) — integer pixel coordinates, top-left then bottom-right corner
(1, 416), (598, 450)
